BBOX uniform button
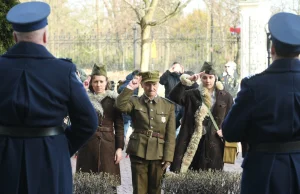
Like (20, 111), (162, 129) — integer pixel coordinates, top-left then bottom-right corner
(162, 112), (164, 113)
(151, 109), (153, 111)
(150, 126), (153, 129)
(150, 101), (153, 104)
(151, 117), (154, 120)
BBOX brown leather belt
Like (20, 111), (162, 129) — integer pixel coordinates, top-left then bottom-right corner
(134, 130), (164, 139)
(250, 141), (300, 153)
(0, 125), (64, 137)
(97, 126), (112, 132)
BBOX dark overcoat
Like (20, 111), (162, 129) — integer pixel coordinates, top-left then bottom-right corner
(76, 91), (124, 181)
(222, 59), (300, 194)
(0, 42), (98, 194)
(169, 82), (233, 172)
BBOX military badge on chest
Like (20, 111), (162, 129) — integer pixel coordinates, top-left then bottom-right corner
(161, 116), (166, 123)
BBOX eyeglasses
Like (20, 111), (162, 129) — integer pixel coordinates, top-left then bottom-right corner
(224, 66), (230, 68)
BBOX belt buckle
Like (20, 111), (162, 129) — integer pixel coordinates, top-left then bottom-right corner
(146, 130), (153, 138)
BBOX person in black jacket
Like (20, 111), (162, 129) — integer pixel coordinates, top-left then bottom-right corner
(160, 62), (184, 98)
(160, 62), (198, 131)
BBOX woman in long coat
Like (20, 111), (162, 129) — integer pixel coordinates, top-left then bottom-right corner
(76, 64), (124, 182)
(170, 62), (233, 173)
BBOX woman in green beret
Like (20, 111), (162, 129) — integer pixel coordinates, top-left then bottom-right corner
(76, 64), (124, 184)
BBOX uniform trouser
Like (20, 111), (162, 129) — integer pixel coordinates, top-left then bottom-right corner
(130, 155), (164, 194)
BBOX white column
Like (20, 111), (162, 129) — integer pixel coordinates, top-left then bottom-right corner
(239, 0), (271, 78)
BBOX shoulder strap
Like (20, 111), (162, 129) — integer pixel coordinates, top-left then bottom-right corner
(200, 96), (219, 131)
(205, 105), (219, 131)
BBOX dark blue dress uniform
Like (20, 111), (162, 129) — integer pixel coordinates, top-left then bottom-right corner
(222, 12), (300, 194)
(0, 2), (98, 194)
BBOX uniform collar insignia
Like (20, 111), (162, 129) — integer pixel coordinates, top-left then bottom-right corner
(143, 94), (159, 103)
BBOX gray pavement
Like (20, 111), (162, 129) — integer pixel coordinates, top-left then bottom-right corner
(117, 152), (133, 194)
(224, 153), (243, 172)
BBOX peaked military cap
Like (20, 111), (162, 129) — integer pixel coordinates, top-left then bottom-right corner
(76, 68), (88, 82)
(139, 70), (160, 83)
(268, 12), (300, 54)
(91, 64), (107, 77)
(6, 2), (50, 32)
(200, 61), (216, 75)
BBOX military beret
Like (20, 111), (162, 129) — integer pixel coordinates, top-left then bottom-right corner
(268, 12), (300, 54)
(200, 61), (216, 75)
(91, 64), (107, 77)
(6, 2), (50, 32)
(139, 70), (160, 83)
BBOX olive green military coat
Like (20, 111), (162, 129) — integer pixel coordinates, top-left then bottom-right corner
(115, 88), (176, 162)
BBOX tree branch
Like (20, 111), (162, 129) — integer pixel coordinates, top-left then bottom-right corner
(157, 7), (168, 16)
(123, 0), (142, 21)
(103, 0), (113, 18)
(147, 0), (192, 26)
(143, 0), (150, 8)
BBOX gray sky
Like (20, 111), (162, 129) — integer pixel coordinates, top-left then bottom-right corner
(66, 0), (300, 15)
(183, 0), (206, 14)
(183, 0), (300, 15)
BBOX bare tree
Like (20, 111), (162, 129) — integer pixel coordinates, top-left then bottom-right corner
(123, 0), (191, 71)
(203, 0), (240, 73)
(271, 0), (300, 14)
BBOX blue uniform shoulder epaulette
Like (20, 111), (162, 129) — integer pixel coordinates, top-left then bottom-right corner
(160, 97), (175, 104)
(59, 58), (73, 63)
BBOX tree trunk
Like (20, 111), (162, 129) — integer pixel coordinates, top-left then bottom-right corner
(235, 36), (241, 76)
(140, 25), (152, 71)
(139, 0), (159, 71)
(164, 27), (170, 71)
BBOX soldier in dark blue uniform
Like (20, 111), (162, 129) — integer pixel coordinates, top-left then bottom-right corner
(222, 12), (300, 194)
(0, 2), (98, 194)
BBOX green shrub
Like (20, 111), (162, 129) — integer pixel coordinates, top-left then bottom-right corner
(73, 172), (120, 194)
(0, 0), (19, 54)
(162, 170), (241, 194)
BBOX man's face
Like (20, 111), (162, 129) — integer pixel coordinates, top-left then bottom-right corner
(224, 64), (231, 73)
(142, 81), (159, 99)
(225, 64), (234, 75)
(173, 63), (182, 73)
(201, 73), (215, 89)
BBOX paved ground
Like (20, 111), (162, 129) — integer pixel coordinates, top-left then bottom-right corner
(117, 151), (133, 194)
(71, 127), (243, 194)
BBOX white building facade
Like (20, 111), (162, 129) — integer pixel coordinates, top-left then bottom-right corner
(239, 0), (272, 78)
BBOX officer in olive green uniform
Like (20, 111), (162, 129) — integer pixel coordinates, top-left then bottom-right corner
(116, 70), (176, 194)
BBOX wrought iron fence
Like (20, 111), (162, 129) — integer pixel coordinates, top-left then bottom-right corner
(48, 30), (239, 74)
